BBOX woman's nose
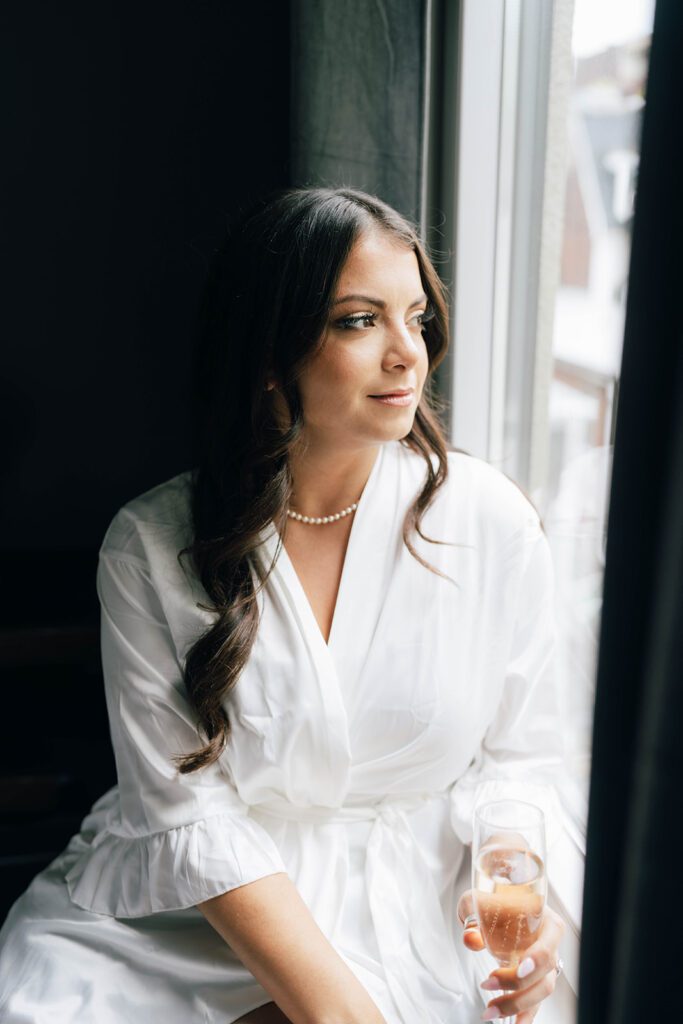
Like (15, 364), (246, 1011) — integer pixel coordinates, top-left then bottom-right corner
(384, 321), (422, 367)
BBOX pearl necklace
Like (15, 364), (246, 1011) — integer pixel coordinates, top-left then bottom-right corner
(286, 501), (359, 525)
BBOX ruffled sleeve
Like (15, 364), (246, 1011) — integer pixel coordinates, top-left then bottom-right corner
(65, 541), (287, 918)
(449, 514), (565, 852)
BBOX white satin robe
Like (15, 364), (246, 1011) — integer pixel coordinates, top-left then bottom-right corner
(0, 439), (566, 1023)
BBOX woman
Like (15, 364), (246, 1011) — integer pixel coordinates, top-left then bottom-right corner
(0, 187), (567, 1023)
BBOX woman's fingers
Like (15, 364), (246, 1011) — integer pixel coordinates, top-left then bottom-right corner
(514, 1009), (540, 1024)
(481, 967), (556, 1020)
(480, 906), (565, 993)
(478, 907), (566, 1020)
(456, 889), (474, 922)
(464, 927), (486, 952)
(456, 889), (486, 951)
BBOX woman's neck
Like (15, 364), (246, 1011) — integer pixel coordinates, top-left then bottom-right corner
(287, 441), (382, 516)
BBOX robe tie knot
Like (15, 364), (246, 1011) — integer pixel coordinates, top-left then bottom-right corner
(251, 789), (468, 1022)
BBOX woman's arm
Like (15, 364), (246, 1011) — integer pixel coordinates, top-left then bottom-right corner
(85, 537), (384, 1021)
(197, 873), (387, 1024)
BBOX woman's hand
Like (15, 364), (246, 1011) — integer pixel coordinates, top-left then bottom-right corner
(456, 890), (566, 1023)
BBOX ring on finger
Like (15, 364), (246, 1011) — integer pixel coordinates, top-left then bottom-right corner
(463, 913), (479, 930)
(555, 957), (564, 978)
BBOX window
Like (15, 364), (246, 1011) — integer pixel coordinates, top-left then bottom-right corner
(437, 0), (654, 1002)
(545, 2), (651, 828)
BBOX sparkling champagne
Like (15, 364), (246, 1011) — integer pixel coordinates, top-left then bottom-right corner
(473, 846), (546, 966)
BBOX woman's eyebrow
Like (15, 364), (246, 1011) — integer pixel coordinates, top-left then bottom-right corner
(332, 292), (428, 309)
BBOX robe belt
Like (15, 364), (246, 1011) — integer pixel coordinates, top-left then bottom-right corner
(252, 791), (467, 1022)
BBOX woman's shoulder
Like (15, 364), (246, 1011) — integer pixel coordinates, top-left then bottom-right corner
(448, 448), (540, 529)
(99, 469), (195, 566)
(397, 440), (541, 542)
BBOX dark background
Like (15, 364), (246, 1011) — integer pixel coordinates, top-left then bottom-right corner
(1, 1), (291, 921)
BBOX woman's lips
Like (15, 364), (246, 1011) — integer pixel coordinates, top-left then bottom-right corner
(368, 392), (414, 407)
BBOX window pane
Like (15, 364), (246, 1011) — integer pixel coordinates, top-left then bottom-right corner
(541, 0), (654, 832)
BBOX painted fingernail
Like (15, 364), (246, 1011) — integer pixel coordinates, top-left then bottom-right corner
(482, 1007), (502, 1021)
(517, 957), (535, 978)
(480, 977), (500, 991)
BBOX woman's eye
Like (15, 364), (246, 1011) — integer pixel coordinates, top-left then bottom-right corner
(335, 313), (377, 330)
(334, 306), (435, 331)
(410, 307), (436, 327)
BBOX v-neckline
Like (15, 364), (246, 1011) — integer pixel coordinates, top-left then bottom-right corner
(269, 442), (386, 654)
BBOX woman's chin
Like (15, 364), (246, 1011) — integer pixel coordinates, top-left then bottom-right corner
(366, 414), (417, 444)
(375, 404), (417, 427)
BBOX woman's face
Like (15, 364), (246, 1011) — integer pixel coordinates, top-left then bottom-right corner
(294, 229), (431, 450)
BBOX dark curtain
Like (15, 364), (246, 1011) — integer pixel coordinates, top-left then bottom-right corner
(0, 0), (290, 923)
(1, 2), (290, 556)
(578, 1), (682, 1020)
(290, 0), (427, 223)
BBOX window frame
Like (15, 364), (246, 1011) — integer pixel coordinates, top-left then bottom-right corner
(428, 0), (584, 995)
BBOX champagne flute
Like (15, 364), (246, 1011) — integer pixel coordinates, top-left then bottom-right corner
(472, 800), (547, 1024)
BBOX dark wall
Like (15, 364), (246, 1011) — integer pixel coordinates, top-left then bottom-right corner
(2, 0), (290, 560)
(0, 1), (290, 921)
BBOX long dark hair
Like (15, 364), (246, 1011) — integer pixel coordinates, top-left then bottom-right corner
(175, 186), (455, 774)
